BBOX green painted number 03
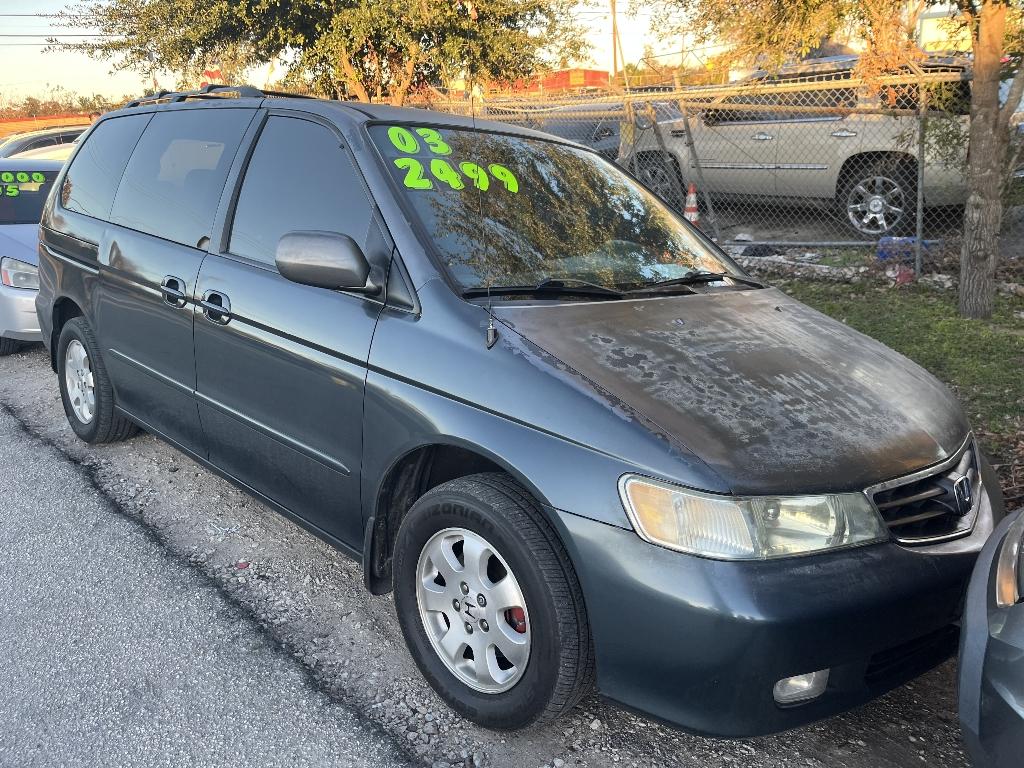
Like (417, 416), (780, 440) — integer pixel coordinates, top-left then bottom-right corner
(386, 126), (452, 156)
(385, 126), (518, 194)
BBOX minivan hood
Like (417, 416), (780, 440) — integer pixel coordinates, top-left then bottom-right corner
(496, 288), (969, 495)
(0, 224), (40, 266)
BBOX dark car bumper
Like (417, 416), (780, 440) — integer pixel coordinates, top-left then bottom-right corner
(959, 508), (1024, 768)
(552, 467), (1002, 738)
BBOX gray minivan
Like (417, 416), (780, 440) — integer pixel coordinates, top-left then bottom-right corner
(36, 86), (1005, 737)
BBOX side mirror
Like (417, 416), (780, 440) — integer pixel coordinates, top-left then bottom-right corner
(275, 230), (379, 295)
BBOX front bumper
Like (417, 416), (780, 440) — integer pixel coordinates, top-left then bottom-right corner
(959, 508), (1024, 768)
(0, 283), (41, 342)
(553, 462), (1002, 738)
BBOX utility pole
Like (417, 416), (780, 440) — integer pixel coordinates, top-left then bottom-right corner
(610, 0), (619, 85)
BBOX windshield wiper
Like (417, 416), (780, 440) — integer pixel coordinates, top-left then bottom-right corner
(463, 278), (624, 300)
(627, 271), (764, 294)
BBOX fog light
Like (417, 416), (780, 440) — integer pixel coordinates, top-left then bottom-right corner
(773, 669), (829, 705)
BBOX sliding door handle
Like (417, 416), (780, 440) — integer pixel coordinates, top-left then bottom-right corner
(159, 275), (187, 308)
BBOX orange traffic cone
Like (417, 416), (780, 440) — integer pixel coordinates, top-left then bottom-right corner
(684, 182), (699, 224)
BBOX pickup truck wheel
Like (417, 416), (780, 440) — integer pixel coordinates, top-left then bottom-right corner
(0, 337), (22, 356)
(842, 160), (915, 236)
(393, 473), (594, 729)
(57, 317), (137, 444)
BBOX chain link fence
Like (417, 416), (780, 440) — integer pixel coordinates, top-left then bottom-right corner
(415, 60), (1024, 290)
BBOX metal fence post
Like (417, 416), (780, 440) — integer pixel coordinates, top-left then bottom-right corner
(915, 88), (928, 278)
(676, 102), (722, 241)
(645, 103), (689, 213)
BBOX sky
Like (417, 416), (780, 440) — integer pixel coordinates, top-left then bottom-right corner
(0, 1), (664, 102)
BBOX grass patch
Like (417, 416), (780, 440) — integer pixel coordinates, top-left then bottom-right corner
(813, 248), (876, 268)
(778, 279), (1024, 508)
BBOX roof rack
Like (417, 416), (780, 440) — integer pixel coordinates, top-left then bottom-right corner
(125, 83), (317, 108)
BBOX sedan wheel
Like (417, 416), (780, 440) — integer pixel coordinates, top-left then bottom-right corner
(64, 339), (96, 424)
(416, 527), (530, 694)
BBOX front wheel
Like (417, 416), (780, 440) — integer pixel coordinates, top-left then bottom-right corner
(393, 473), (594, 729)
(841, 159), (916, 236)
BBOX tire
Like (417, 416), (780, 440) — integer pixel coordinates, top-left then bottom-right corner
(393, 472), (594, 729)
(840, 157), (917, 237)
(0, 337), (22, 356)
(57, 317), (137, 444)
(636, 153), (686, 209)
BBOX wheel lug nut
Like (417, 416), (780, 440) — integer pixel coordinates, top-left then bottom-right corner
(464, 622), (473, 634)
(460, 582), (469, 595)
(480, 619), (489, 632)
(452, 599), (461, 610)
(476, 594), (486, 607)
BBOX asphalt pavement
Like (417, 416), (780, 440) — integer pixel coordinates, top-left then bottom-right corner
(0, 406), (410, 768)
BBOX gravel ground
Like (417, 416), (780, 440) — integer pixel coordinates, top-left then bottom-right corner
(0, 405), (408, 768)
(0, 344), (972, 768)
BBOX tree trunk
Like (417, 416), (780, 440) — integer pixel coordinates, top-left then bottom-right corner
(338, 45), (371, 102)
(391, 44), (420, 107)
(960, 2), (1007, 319)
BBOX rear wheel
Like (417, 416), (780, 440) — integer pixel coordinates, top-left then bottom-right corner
(636, 153), (685, 208)
(57, 317), (137, 444)
(393, 473), (594, 729)
(0, 337), (22, 356)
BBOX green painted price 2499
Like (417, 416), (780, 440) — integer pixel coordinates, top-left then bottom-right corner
(386, 126), (518, 195)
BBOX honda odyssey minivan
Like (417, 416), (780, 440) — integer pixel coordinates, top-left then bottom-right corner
(35, 86), (1006, 737)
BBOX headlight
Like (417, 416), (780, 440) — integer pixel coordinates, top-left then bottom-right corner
(618, 475), (888, 560)
(995, 513), (1024, 608)
(0, 257), (39, 290)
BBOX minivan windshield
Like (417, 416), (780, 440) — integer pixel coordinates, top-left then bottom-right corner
(0, 168), (56, 225)
(369, 124), (744, 292)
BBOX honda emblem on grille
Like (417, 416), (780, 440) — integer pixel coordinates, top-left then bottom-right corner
(953, 475), (973, 515)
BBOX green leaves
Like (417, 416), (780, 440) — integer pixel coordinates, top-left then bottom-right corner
(60, 0), (589, 104)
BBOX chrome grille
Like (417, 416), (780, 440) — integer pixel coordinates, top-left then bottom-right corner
(868, 437), (980, 545)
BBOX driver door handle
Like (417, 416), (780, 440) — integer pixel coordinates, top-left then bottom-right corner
(200, 289), (232, 325)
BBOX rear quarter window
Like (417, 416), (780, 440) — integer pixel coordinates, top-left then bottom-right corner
(109, 108), (253, 248)
(60, 114), (151, 219)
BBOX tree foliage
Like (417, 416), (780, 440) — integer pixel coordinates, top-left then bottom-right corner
(650, 0), (1024, 318)
(56, 0), (588, 104)
(0, 87), (128, 118)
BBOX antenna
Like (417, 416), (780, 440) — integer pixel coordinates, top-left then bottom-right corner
(469, 72), (499, 349)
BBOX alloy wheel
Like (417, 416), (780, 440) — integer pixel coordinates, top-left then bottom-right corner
(64, 339), (96, 424)
(638, 163), (678, 203)
(415, 527), (531, 693)
(846, 173), (907, 235)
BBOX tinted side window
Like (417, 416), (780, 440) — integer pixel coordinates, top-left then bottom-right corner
(60, 114), (150, 219)
(26, 137), (60, 151)
(229, 116), (372, 265)
(110, 109), (252, 248)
